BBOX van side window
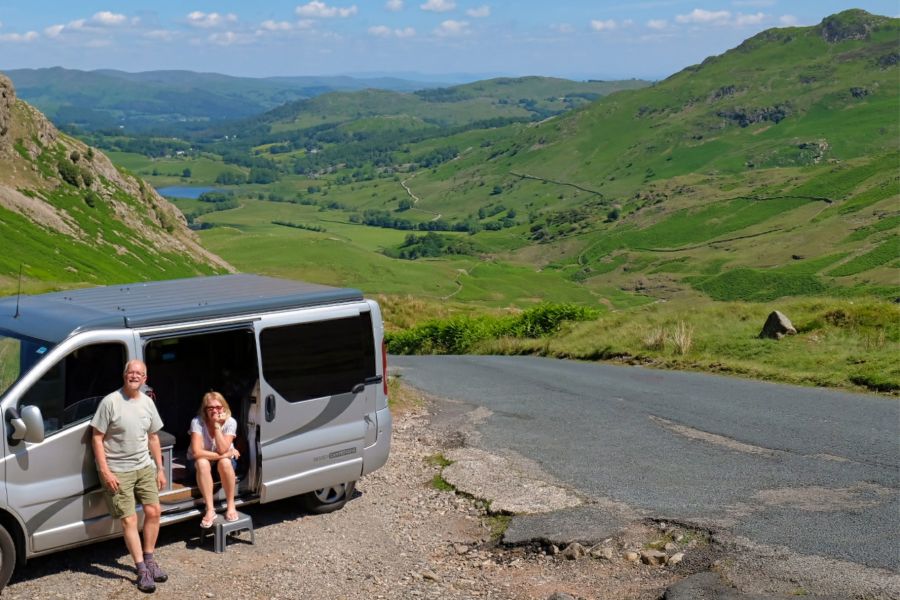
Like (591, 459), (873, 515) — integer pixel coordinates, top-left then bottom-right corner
(260, 313), (375, 403)
(19, 343), (127, 435)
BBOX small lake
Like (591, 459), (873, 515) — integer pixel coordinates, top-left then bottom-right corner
(155, 186), (220, 199)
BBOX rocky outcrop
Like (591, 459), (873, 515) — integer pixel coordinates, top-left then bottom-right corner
(0, 70), (233, 278)
(0, 73), (14, 155)
(818, 10), (890, 44)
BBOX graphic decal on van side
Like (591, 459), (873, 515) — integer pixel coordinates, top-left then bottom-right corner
(260, 390), (358, 446)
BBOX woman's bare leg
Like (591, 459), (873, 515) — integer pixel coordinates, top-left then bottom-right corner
(196, 458), (216, 522)
(217, 459), (237, 519)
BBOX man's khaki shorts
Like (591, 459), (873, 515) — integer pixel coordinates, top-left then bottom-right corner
(104, 465), (160, 519)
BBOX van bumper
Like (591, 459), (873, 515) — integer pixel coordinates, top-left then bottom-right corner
(362, 407), (391, 475)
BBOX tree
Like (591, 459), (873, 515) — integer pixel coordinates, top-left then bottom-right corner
(182, 168), (192, 178)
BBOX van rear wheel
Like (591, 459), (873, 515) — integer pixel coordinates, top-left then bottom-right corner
(300, 481), (355, 514)
(0, 523), (17, 592)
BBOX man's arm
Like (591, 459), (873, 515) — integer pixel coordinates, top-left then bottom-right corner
(148, 432), (166, 490)
(91, 427), (120, 493)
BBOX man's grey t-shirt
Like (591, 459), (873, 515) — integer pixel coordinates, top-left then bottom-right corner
(91, 389), (164, 473)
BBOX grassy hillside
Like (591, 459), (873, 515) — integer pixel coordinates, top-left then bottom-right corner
(376, 10), (899, 302)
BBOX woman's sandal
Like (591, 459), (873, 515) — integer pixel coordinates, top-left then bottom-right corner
(200, 513), (217, 529)
(224, 511), (239, 522)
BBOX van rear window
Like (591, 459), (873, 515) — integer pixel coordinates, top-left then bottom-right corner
(259, 313), (375, 402)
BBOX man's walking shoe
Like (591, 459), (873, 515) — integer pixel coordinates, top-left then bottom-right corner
(136, 567), (156, 593)
(144, 556), (168, 583)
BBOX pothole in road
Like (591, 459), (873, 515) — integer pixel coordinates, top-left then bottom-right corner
(752, 482), (894, 511)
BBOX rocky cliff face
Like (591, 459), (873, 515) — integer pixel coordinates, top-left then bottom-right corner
(0, 73), (15, 156)
(0, 71), (232, 288)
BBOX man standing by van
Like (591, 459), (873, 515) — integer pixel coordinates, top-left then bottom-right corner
(91, 359), (168, 593)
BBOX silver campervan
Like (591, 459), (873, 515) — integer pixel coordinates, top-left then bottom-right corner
(0, 274), (392, 589)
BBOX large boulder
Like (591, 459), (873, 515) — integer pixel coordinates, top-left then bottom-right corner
(758, 310), (797, 340)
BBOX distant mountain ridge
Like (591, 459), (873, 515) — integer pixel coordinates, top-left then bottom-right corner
(0, 72), (231, 293)
(4, 67), (448, 133)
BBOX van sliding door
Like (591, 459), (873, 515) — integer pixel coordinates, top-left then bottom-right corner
(254, 306), (373, 503)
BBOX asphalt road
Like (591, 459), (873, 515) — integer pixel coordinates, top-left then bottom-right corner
(391, 355), (900, 572)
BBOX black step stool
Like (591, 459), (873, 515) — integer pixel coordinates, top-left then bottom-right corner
(200, 511), (254, 553)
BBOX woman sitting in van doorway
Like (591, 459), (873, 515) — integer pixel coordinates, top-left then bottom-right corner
(188, 391), (240, 528)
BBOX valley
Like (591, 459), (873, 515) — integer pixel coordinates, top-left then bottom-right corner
(0, 9), (897, 393)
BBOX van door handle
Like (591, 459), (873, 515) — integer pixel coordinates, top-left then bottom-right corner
(351, 383), (365, 394)
(265, 394), (276, 422)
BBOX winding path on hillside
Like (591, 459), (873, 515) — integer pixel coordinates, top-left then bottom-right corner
(399, 172), (442, 222)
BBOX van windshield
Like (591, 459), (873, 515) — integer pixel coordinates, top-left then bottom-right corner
(0, 330), (54, 398)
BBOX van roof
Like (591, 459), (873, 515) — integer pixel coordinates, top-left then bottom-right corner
(0, 274), (364, 344)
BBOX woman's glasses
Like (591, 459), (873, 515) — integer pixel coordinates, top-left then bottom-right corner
(205, 405), (224, 412)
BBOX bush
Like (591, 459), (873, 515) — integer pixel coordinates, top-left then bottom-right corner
(386, 303), (600, 354)
(57, 159), (81, 187)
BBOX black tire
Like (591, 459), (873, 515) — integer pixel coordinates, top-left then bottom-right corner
(0, 523), (17, 593)
(299, 481), (356, 515)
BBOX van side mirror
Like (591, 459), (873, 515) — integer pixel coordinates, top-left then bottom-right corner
(7, 405), (45, 444)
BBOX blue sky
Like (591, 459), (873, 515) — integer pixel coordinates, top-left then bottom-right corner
(0, 1), (896, 80)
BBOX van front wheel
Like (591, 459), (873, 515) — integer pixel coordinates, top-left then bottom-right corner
(0, 523), (17, 592)
(300, 481), (356, 514)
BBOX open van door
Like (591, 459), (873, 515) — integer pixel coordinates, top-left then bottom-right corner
(253, 305), (376, 503)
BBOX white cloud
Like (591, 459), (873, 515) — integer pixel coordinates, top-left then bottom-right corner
(144, 29), (175, 41)
(260, 20), (294, 31)
(779, 14), (798, 26)
(295, 1), (358, 18)
(466, 5), (490, 18)
(675, 9), (731, 25)
(208, 31), (254, 45)
(186, 12), (238, 28)
(67, 19), (87, 30)
(369, 25), (415, 37)
(0, 31), (39, 42)
(386, 0), (404, 11)
(551, 23), (574, 34)
(434, 19), (469, 36)
(735, 12), (766, 26)
(590, 19), (617, 32)
(44, 24), (65, 37)
(646, 19), (667, 30)
(92, 11), (127, 26)
(421, 0), (456, 13)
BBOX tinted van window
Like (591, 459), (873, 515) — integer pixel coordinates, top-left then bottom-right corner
(19, 342), (126, 435)
(260, 313), (375, 403)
